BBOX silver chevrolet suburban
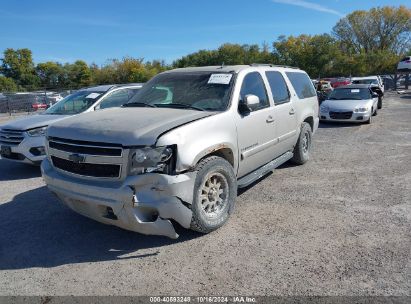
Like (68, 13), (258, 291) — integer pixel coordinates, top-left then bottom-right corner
(41, 65), (319, 238)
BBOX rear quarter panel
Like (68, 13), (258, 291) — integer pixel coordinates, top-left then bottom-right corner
(282, 70), (319, 134)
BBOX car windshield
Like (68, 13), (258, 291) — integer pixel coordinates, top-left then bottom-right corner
(328, 88), (371, 100)
(352, 79), (378, 85)
(45, 90), (103, 115)
(125, 72), (235, 111)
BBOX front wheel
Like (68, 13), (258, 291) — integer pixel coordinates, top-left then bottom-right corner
(190, 156), (237, 233)
(291, 122), (312, 165)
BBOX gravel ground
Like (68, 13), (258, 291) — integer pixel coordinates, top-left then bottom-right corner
(0, 92), (410, 296)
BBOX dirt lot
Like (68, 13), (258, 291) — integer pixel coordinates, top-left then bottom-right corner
(0, 92), (410, 296)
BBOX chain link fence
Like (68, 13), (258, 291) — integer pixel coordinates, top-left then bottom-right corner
(0, 89), (74, 117)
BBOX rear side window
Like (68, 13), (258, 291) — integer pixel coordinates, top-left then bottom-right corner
(240, 72), (269, 111)
(285, 72), (316, 99)
(265, 71), (290, 105)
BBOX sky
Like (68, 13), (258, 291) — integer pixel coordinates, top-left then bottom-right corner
(0, 0), (408, 65)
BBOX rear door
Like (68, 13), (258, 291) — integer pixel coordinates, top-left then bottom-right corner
(265, 71), (298, 155)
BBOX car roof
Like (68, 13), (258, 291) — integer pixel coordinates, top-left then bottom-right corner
(80, 83), (144, 92)
(337, 84), (371, 89)
(166, 64), (302, 74)
(351, 76), (378, 80)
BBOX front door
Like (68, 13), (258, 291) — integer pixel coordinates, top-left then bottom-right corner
(235, 72), (276, 178)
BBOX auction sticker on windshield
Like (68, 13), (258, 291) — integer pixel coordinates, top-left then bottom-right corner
(208, 73), (232, 84)
(351, 89), (360, 93)
(86, 93), (101, 99)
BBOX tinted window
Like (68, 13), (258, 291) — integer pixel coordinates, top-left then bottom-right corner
(328, 88), (371, 100)
(286, 72), (316, 99)
(45, 90), (103, 115)
(127, 72), (234, 111)
(266, 71), (290, 105)
(240, 72), (269, 111)
(99, 89), (132, 109)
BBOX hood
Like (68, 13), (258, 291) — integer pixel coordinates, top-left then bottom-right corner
(47, 107), (214, 146)
(0, 114), (70, 131)
(322, 99), (371, 111)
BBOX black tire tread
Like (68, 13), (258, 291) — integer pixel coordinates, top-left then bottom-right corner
(190, 156), (236, 233)
(291, 122), (312, 165)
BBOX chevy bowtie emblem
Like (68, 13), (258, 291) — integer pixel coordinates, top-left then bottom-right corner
(68, 153), (86, 164)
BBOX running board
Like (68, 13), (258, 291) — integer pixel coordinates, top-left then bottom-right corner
(237, 151), (293, 188)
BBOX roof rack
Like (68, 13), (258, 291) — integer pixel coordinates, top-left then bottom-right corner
(250, 63), (299, 69)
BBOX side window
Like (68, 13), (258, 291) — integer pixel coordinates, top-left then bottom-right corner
(265, 71), (290, 105)
(285, 72), (317, 99)
(128, 88), (141, 98)
(99, 89), (130, 109)
(240, 72), (269, 111)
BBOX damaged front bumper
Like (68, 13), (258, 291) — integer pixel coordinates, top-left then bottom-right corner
(41, 159), (195, 238)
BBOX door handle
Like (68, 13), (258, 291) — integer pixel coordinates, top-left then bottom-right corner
(266, 115), (274, 123)
(289, 108), (295, 115)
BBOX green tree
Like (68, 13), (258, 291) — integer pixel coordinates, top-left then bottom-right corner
(0, 76), (18, 92)
(273, 34), (341, 77)
(65, 60), (92, 88)
(36, 61), (67, 89)
(333, 6), (411, 54)
(0, 48), (41, 89)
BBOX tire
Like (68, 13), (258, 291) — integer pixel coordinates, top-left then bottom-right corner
(291, 122), (312, 165)
(366, 112), (372, 124)
(190, 156), (237, 233)
(377, 96), (382, 109)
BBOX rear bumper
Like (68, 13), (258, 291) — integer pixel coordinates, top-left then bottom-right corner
(41, 159), (195, 238)
(0, 135), (46, 164)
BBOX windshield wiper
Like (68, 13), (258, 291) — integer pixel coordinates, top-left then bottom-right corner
(154, 103), (205, 111)
(123, 102), (156, 108)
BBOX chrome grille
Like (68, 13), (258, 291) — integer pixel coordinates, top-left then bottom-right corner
(47, 137), (126, 179)
(0, 129), (25, 145)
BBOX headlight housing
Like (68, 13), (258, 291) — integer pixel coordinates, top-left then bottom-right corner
(320, 105), (329, 113)
(354, 107), (369, 113)
(27, 126), (47, 137)
(129, 146), (174, 175)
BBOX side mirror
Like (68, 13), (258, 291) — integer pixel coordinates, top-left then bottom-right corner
(244, 94), (260, 107)
(239, 94), (260, 115)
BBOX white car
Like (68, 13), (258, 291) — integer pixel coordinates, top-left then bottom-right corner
(0, 83), (143, 164)
(320, 84), (379, 124)
(397, 56), (411, 71)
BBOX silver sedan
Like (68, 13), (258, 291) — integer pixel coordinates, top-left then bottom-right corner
(320, 84), (379, 124)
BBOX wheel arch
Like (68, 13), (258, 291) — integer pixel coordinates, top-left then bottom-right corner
(192, 144), (236, 171)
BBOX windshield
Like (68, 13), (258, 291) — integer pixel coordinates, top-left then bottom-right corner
(45, 90), (103, 115)
(328, 88), (371, 100)
(126, 72), (235, 111)
(352, 79), (378, 85)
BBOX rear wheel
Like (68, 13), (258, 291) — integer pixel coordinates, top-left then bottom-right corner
(190, 156), (237, 233)
(291, 122), (312, 165)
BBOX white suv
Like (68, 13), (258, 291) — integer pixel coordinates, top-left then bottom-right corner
(0, 84), (143, 164)
(42, 65), (319, 238)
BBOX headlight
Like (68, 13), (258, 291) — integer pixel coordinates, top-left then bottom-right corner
(129, 146), (174, 175)
(354, 107), (369, 113)
(27, 126), (47, 137)
(320, 105), (329, 113)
